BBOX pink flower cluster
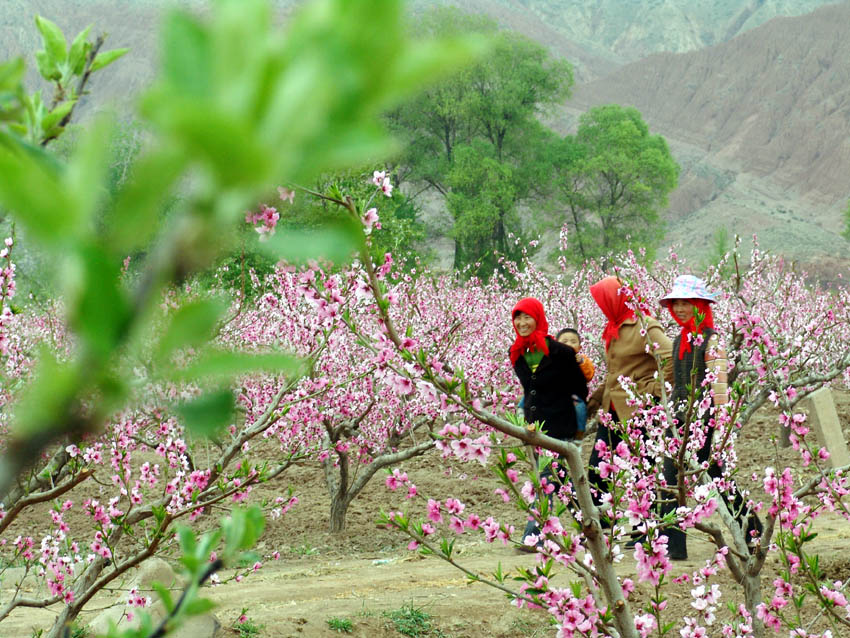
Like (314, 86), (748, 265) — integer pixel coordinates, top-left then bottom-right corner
(435, 423), (492, 466)
(361, 207), (381, 235)
(371, 170), (393, 197)
(633, 533), (672, 587)
(385, 468), (418, 499)
(245, 204), (280, 239)
(0, 236), (16, 357)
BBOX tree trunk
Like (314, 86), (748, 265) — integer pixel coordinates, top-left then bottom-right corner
(744, 570), (764, 637)
(45, 556), (107, 638)
(453, 240), (464, 270)
(46, 608), (76, 638)
(329, 494), (352, 533)
(561, 443), (636, 638)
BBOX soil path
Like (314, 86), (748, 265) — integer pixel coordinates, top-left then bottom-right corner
(3, 393), (850, 638)
(6, 511), (850, 638)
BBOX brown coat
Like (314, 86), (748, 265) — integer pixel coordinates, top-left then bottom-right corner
(587, 317), (674, 422)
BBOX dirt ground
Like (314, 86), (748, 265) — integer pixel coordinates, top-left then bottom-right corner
(3, 393), (850, 638)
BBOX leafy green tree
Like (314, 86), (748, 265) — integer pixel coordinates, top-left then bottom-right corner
(386, 10), (491, 192)
(466, 32), (571, 162)
(554, 104), (679, 263)
(388, 7), (572, 270)
(447, 142), (519, 273)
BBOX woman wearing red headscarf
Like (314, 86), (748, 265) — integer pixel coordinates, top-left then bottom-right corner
(511, 297), (588, 550)
(586, 277), (673, 525)
(511, 297), (588, 442)
(658, 275), (761, 560)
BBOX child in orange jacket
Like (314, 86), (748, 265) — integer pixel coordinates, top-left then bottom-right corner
(556, 328), (594, 436)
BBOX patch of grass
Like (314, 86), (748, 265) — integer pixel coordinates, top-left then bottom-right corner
(289, 544), (320, 556)
(507, 616), (549, 637)
(69, 625), (91, 638)
(233, 609), (264, 638)
(383, 603), (437, 637)
(327, 616), (354, 633)
(355, 601), (376, 618)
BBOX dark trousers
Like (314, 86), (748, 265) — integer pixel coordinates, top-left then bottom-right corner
(521, 450), (573, 542)
(660, 425), (761, 556)
(587, 412), (624, 518)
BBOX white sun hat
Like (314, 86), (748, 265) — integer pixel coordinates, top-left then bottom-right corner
(659, 275), (717, 308)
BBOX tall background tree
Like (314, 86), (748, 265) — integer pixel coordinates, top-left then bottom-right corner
(553, 104), (679, 263)
(389, 7), (573, 271)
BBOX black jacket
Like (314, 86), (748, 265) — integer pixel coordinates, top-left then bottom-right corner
(513, 338), (589, 441)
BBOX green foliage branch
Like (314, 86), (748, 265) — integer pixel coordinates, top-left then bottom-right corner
(0, 16), (127, 148)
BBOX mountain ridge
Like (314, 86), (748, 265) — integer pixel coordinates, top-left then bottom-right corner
(564, 1), (850, 271)
(480, 0), (839, 64)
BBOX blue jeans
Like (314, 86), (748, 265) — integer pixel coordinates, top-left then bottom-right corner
(574, 398), (587, 433)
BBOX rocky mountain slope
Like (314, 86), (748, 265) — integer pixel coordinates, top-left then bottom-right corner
(6, 1), (829, 100)
(567, 1), (850, 269)
(480, 0), (839, 64)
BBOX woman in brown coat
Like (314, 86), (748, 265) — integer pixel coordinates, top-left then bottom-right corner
(586, 277), (673, 521)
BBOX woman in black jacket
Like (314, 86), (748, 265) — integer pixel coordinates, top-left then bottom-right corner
(511, 298), (588, 441)
(510, 297), (588, 548)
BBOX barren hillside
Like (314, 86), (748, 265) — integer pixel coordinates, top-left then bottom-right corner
(481, 0), (840, 63)
(567, 2), (850, 270)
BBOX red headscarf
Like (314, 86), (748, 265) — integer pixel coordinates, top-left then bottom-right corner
(589, 276), (636, 350)
(509, 297), (550, 365)
(667, 299), (715, 360)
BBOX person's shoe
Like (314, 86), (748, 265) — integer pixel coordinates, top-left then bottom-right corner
(517, 542), (544, 554)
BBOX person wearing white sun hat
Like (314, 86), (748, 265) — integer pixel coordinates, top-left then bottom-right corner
(657, 274), (762, 560)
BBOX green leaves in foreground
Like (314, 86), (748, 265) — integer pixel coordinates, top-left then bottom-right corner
(172, 351), (304, 383)
(0, 0), (486, 493)
(104, 507), (266, 638)
(176, 389), (235, 438)
(155, 299), (229, 365)
(259, 218), (364, 266)
(141, 0), (487, 193)
(173, 351), (304, 438)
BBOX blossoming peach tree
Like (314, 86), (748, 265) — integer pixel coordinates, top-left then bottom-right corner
(0, 1), (481, 637)
(269, 175), (850, 638)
